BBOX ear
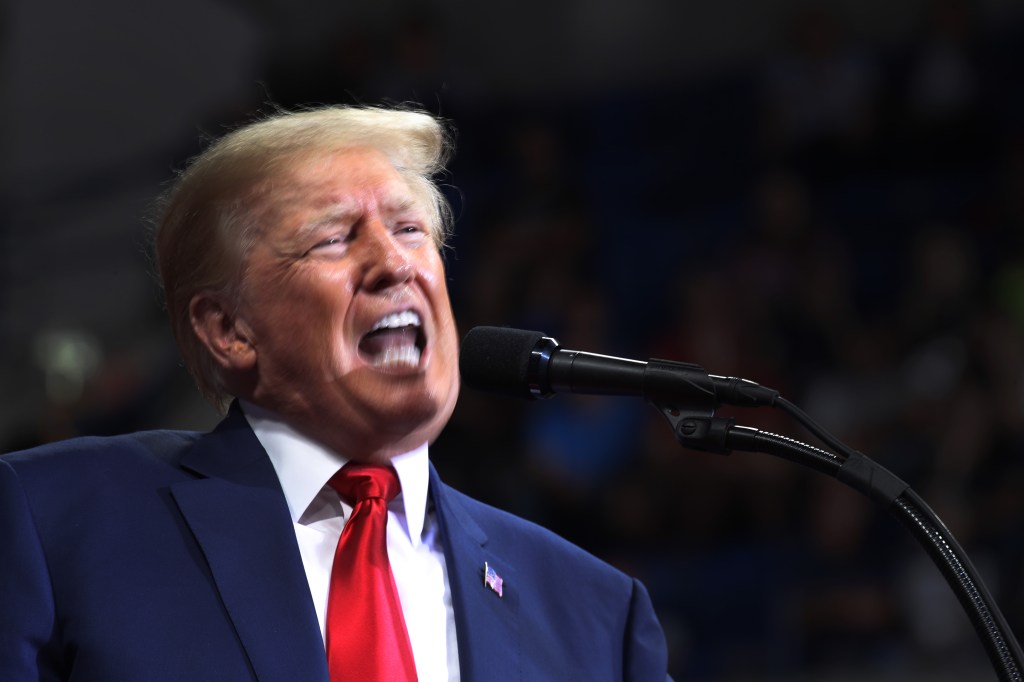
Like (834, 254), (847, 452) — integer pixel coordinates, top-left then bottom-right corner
(189, 293), (257, 372)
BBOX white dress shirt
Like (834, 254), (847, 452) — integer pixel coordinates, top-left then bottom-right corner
(240, 401), (460, 682)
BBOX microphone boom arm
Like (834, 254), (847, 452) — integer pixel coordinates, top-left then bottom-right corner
(647, 385), (1024, 682)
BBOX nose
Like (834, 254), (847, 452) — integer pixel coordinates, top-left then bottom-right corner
(359, 220), (414, 292)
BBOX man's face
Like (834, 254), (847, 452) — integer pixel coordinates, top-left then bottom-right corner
(234, 146), (460, 461)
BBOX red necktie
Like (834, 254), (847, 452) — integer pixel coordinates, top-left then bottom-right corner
(326, 463), (418, 682)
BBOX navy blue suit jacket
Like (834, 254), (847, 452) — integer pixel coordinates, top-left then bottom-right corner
(0, 406), (668, 680)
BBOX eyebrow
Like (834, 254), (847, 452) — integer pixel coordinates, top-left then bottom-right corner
(297, 205), (359, 237)
(294, 195), (427, 242)
(382, 196), (422, 215)
(284, 211), (346, 249)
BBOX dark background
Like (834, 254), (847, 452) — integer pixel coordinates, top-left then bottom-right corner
(3, 0), (1024, 679)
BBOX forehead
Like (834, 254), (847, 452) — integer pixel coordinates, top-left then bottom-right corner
(244, 145), (437, 247)
(278, 146), (417, 207)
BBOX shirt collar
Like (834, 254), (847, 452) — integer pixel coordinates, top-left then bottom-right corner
(239, 400), (431, 546)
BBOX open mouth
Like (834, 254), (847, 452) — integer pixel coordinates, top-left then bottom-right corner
(358, 310), (425, 370)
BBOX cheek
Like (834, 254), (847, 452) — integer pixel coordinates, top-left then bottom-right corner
(421, 256), (457, 341)
(281, 280), (357, 367)
(432, 307), (461, 387)
(416, 248), (448, 287)
(295, 269), (356, 322)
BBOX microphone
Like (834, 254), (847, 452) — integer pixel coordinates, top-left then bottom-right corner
(459, 326), (778, 408)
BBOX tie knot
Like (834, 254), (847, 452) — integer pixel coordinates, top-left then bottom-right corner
(328, 463), (401, 505)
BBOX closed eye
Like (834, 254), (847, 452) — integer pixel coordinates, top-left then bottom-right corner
(394, 223), (430, 245)
(306, 235), (350, 256)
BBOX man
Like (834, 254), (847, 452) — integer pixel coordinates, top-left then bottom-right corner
(0, 106), (669, 680)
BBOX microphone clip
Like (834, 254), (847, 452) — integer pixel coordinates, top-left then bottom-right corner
(644, 358), (734, 455)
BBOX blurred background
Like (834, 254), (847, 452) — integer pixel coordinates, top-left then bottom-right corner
(3, 0), (1024, 678)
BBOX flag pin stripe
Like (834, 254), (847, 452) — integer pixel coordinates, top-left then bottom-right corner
(484, 561), (504, 598)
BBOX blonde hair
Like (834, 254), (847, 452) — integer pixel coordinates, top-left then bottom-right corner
(155, 106), (453, 409)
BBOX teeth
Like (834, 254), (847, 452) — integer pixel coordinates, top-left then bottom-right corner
(373, 345), (422, 369)
(365, 310), (423, 369)
(371, 310), (421, 331)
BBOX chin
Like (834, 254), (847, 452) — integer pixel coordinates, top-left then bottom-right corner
(390, 391), (457, 444)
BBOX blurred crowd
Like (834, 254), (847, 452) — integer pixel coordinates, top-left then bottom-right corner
(5, 1), (1024, 679)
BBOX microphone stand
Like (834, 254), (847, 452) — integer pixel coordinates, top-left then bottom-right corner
(646, 365), (1024, 682)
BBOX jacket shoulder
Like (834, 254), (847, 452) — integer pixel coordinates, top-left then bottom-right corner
(1, 429), (203, 483)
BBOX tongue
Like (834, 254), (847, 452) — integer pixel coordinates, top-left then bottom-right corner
(360, 326), (418, 358)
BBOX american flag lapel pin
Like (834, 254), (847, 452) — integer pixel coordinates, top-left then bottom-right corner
(483, 561), (504, 598)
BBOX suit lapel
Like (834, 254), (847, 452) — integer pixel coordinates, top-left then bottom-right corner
(430, 466), (521, 682)
(170, 406), (328, 682)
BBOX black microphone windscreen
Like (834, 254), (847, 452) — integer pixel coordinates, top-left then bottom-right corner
(459, 326), (545, 398)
